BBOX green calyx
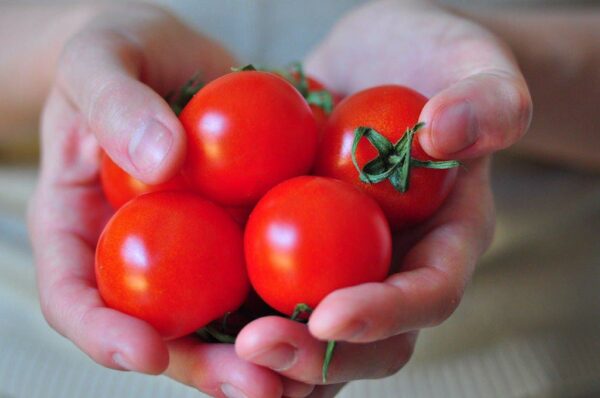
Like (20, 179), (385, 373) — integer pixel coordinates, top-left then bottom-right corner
(288, 62), (333, 115)
(168, 72), (205, 116)
(351, 122), (460, 193)
(286, 62), (310, 97)
(323, 340), (336, 383)
(306, 90), (334, 114)
(233, 62), (335, 114)
(196, 323), (236, 344)
(282, 62), (335, 115)
(231, 64), (258, 72)
(290, 303), (335, 383)
(290, 303), (313, 322)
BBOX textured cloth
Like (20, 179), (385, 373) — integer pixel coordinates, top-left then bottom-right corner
(1, 1), (600, 397)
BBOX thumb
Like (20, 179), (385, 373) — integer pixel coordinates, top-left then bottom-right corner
(418, 70), (532, 160)
(57, 30), (186, 184)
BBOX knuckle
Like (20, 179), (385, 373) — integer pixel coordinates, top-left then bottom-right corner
(514, 83), (533, 140)
(39, 291), (66, 336)
(86, 77), (127, 123)
(39, 296), (54, 326)
(481, 205), (497, 253)
(437, 288), (462, 325)
(57, 29), (113, 80)
(498, 75), (533, 146)
(431, 269), (464, 325)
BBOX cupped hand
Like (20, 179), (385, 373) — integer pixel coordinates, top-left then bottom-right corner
(27, 4), (297, 397)
(237, 0), (531, 396)
(307, 0), (531, 161)
(236, 157), (492, 396)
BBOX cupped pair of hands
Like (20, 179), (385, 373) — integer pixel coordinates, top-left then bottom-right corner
(27, 1), (531, 397)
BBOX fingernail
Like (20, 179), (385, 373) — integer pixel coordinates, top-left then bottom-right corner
(336, 320), (368, 341)
(220, 383), (248, 398)
(248, 343), (297, 371)
(112, 352), (133, 371)
(432, 101), (478, 154)
(128, 119), (173, 173)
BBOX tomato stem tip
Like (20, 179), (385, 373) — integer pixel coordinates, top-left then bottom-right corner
(351, 122), (460, 193)
(323, 340), (336, 383)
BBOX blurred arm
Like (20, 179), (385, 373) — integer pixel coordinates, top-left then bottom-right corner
(0, 3), (95, 141)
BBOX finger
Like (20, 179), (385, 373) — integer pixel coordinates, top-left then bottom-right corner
(418, 69), (532, 159)
(166, 338), (283, 398)
(305, 2), (532, 160)
(282, 378), (315, 398)
(30, 226), (169, 374)
(55, 5), (237, 185)
(236, 317), (416, 385)
(306, 384), (346, 398)
(29, 89), (168, 374)
(55, 29), (186, 184)
(308, 159), (494, 343)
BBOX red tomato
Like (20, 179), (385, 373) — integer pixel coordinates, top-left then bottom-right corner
(95, 191), (249, 339)
(100, 152), (188, 209)
(179, 71), (318, 207)
(245, 176), (392, 315)
(314, 85), (458, 231)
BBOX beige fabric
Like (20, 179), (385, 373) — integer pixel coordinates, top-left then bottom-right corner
(1, 1), (600, 397)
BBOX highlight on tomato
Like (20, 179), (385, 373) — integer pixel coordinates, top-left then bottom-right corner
(179, 68), (319, 207)
(100, 152), (188, 209)
(95, 191), (249, 340)
(244, 176), (392, 316)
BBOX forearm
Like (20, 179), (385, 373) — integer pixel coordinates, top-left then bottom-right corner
(468, 7), (600, 170)
(0, 3), (97, 141)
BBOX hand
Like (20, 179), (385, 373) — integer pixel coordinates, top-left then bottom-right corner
(27, 4), (304, 397)
(236, 1), (531, 396)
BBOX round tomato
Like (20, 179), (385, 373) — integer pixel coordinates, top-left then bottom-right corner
(179, 70), (318, 207)
(95, 191), (249, 339)
(314, 85), (458, 231)
(245, 176), (392, 315)
(100, 152), (188, 209)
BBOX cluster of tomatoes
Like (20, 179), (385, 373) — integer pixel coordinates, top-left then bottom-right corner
(94, 64), (459, 370)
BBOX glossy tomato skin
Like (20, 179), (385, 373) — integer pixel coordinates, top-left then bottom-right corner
(180, 71), (318, 207)
(95, 191), (249, 340)
(314, 85), (458, 231)
(245, 176), (392, 315)
(100, 153), (188, 209)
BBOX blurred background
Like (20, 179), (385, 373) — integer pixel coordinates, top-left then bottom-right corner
(1, 1), (600, 397)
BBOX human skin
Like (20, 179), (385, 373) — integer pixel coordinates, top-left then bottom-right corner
(1, 0), (596, 397)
